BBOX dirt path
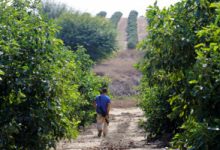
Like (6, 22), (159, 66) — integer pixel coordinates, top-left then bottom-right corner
(137, 17), (147, 41)
(117, 18), (128, 51)
(56, 17), (166, 150)
(56, 102), (164, 150)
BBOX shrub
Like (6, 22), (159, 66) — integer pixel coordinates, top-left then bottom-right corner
(72, 47), (109, 126)
(96, 11), (107, 17)
(56, 12), (117, 61)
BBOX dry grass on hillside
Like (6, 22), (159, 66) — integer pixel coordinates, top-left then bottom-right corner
(93, 50), (143, 96)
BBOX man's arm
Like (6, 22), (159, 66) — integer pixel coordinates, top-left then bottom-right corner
(107, 102), (111, 115)
(93, 100), (97, 109)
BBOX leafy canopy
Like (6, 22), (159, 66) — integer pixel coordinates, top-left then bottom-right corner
(138, 0), (220, 149)
(0, 0), (108, 149)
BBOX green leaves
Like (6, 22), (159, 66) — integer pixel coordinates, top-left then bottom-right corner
(0, 69), (4, 80)
(138, 0), (220, 148)
(56, 10), (117, 61)
(0, 0), (109, 149)
(0, 70), (4, 75)
(189, 80), (198, 84)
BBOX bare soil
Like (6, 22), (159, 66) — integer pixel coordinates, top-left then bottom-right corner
(56, 104), (165, 150)
(117, 18), (128, 51)
(93, 50), (142, 96)
(137, 17), (148, 41)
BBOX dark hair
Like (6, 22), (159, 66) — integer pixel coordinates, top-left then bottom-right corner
(100, 88), (107, 94)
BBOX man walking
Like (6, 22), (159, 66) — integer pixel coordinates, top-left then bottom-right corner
(93, 88), (111, 137)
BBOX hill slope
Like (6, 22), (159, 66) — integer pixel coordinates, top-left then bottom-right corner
(93, 17), (147, 97)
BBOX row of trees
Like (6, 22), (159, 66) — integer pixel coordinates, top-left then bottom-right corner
(0, 0), (110, 149)
(127, 10), (138, 49)
(138, 0), (220, 149)
(110, 11), (123, 28)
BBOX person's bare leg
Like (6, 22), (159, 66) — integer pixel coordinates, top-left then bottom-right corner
(98, 130), (102, 137)
(103, 120), (108, 137)
(96, 114), (103, 137)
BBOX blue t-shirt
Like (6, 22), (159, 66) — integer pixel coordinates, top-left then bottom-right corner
(95, 94), (111, 114)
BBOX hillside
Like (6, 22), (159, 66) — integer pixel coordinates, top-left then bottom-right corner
(93, 17), (147, 97)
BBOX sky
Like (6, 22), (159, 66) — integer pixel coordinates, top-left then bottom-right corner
(55, 0), (181, 17)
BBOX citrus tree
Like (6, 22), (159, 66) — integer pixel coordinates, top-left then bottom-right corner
(0, 0), (106, 149)
(138, 0), (220, 148)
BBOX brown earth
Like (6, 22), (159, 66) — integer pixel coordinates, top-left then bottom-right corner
(93, 17), (144, 97)
(56, 105), (165, 150)
(93, 49), (142, 96)
(117, 18), (128, 51)
(137, 16), (147, 41)
(56, 17), (166, 150)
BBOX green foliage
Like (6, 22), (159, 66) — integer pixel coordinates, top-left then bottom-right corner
(172, 117), (220, 150)
(42, 0), (68, 19)
(139, 85), (172, 136)
(127, 10), (138, 49)
(172, 4), (220, 149)
(73, 47), (109, 126)
(0, 1), (77, 149)
(41, 1), (117, 61)
(110, 11), (123, 28)
(96, 11), (107, 18)
(56, 11), (117, 61)
(0, 0), (108, 149)
(138, 0), (220, 148)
